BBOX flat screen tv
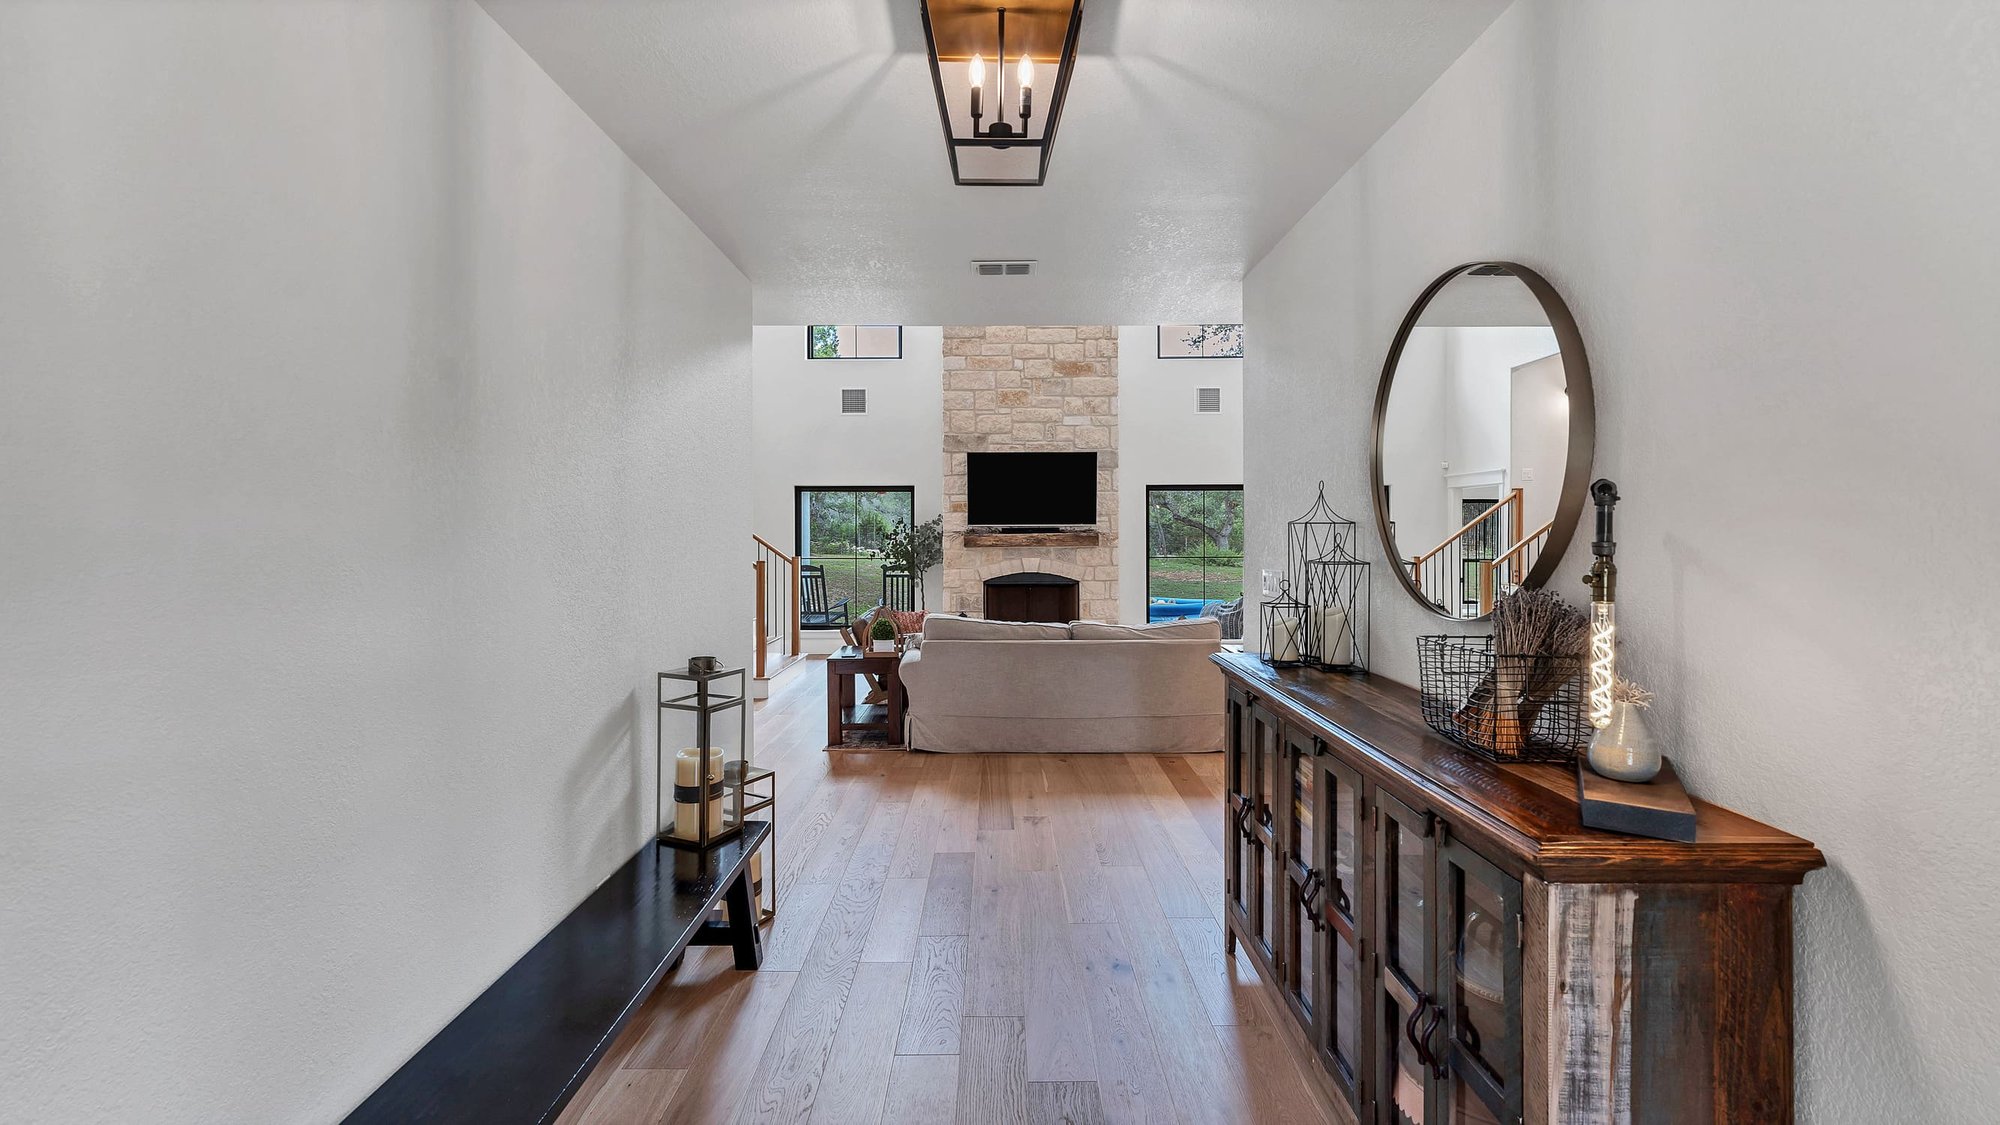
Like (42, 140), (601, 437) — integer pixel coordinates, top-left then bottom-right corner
(966, 451), (1097, 528)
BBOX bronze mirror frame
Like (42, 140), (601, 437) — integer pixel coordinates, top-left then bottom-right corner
(1368, 261), (1597, 621)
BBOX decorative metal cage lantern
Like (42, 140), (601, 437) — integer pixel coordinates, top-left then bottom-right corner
(656, 661), (750, 850)
(919, 1), (1085, 186)
(1286, 481), (1355, 596)
(1260, 580), (1310, 669)
(1306, 548), (1371, 673)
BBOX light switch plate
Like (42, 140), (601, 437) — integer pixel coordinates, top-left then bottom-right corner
(1261, 569), (1277, 597)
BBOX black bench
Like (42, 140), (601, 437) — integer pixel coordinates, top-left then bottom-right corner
(345, 821), (769, 1124)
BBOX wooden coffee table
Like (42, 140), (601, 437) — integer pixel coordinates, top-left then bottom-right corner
(826, 645), (904, 748)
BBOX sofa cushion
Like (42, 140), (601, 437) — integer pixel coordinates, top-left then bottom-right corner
(922, 615), (1071, 642)
(1070, 618), (1223, 641)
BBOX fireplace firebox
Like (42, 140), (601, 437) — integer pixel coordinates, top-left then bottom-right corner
(982, 572), (1080, 623)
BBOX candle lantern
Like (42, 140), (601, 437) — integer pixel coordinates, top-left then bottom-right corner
(1286, 481), (1370, 670)
(1260, 580), (1310, 669)
(656, 661), (749, 850)
(1306, 547), (1371, 673)
(1285, 481), (1354, 596)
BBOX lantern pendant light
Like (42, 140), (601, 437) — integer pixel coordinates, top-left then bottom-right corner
(920, 1), (1084, 186)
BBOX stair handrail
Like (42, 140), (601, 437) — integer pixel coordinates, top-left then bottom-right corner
(751, 535), (801, 679)
(1478, 517), (1554, 615)
(1408, 488), (1524, 574)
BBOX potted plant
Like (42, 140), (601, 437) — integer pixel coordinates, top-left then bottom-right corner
(870, 615), (897, 653)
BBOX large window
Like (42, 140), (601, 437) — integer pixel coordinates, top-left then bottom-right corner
(1158, 323), (1244, 358)
(795, 486), (915, 627)
(808, 325), (902, 359)
(1146, 486), (1245, 621)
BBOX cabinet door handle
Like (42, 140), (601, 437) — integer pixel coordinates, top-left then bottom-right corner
(1423, 999), (1449, 1080)
(1405, 990), (1433, 1070)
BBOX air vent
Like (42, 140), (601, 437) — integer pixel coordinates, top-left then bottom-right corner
(840, 388), (866, 414)
(1196, 387), (1222, 413)
(972, 259), (1035, 277)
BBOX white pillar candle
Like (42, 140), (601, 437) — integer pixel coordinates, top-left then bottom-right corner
(673, 745), (726, 839)
(1315, 606), (1353, 666)
(1273, 614), (1303, 663)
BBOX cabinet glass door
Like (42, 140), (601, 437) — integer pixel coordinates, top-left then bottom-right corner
(1224, 687), (1254, 933)
(1317, 754), (1366, 1113)
(1376, 791), (1437, 1125)
(1438, 833), (1522, 1125)
(1248, 703), (1283, 965)
(1280, 727), (1319, 1028)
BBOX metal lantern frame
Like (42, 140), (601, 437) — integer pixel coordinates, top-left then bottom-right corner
(1259, 580), (1310, 670)
(1286, 481), (1355, 597)
(1305, 548), (1371, 674)
(919, 0), (1085, 186)
(656, 665), (750, 850)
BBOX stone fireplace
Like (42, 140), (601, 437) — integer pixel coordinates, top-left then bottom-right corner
(940, 325), (1119, 621)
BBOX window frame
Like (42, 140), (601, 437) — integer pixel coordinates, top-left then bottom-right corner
(1156, 323), (1245, 360)
(1145, 484), (1246, 612)
(793, 485), (918, 630)
(806, 325), (904, 360)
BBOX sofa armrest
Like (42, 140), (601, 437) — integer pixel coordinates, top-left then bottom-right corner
(897, 647), (926, 697)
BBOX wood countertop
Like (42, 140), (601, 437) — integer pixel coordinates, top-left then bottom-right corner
(1213, 651), (1825, 885)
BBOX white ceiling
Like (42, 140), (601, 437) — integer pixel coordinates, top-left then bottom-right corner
(479, 0), (1510, 325)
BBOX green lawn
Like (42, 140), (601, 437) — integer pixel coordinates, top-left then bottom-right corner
(1147, 557), (1243, 602)
(805, 556), (895, 619)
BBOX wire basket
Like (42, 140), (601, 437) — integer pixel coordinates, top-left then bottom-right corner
(1417, 635), (1590, 763)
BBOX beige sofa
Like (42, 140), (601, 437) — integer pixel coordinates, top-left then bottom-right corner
(897, 616), (1224, 754)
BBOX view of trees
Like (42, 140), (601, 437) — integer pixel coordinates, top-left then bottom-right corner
(799, 488), (914, 621)
(1160, 323), (1245, 358)
(1148, 487), (1244, 602)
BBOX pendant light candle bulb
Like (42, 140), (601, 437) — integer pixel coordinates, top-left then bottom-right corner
(1018, 54), (1034, 116)
(1588, 601), (1617, 728)
(968, 53), (984, 118)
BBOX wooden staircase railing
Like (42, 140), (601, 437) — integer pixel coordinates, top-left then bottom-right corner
(752, 534), (800, 680)
(1409, 488), (1524, 617)
(1478, 517), (1553, 615)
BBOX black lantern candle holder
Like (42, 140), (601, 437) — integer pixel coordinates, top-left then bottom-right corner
(656, 661), (749, 850)
(1306, 549), (1371, 673)
(1286, 481), (1354, 596)
(1260, 580), (1310, 669)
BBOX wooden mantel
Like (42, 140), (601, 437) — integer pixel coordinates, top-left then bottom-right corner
(961, 530), (1101, 548)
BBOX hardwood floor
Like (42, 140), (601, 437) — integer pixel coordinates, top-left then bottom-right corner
(559, 659), (1341, 1125)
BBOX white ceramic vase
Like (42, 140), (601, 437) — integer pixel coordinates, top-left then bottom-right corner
(1587, 699), (1661, 783)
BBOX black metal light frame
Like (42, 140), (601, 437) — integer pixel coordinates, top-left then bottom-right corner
(920, 1), (1085, 186)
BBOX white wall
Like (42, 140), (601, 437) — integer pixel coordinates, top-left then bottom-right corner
(1443, 326), (1555, 477)
(1117, 326), (1245, 624)
(1509, 351), (1569, 537)
(1243, 1), (2000, 1120)
(750, 326), (946, 642)
(0, 3), (750, 1121)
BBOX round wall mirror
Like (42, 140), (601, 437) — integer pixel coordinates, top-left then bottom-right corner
(1370, 262), (1595, 620)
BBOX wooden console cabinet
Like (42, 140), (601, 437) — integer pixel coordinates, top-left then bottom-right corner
(1214, 652), (1823, 1125)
